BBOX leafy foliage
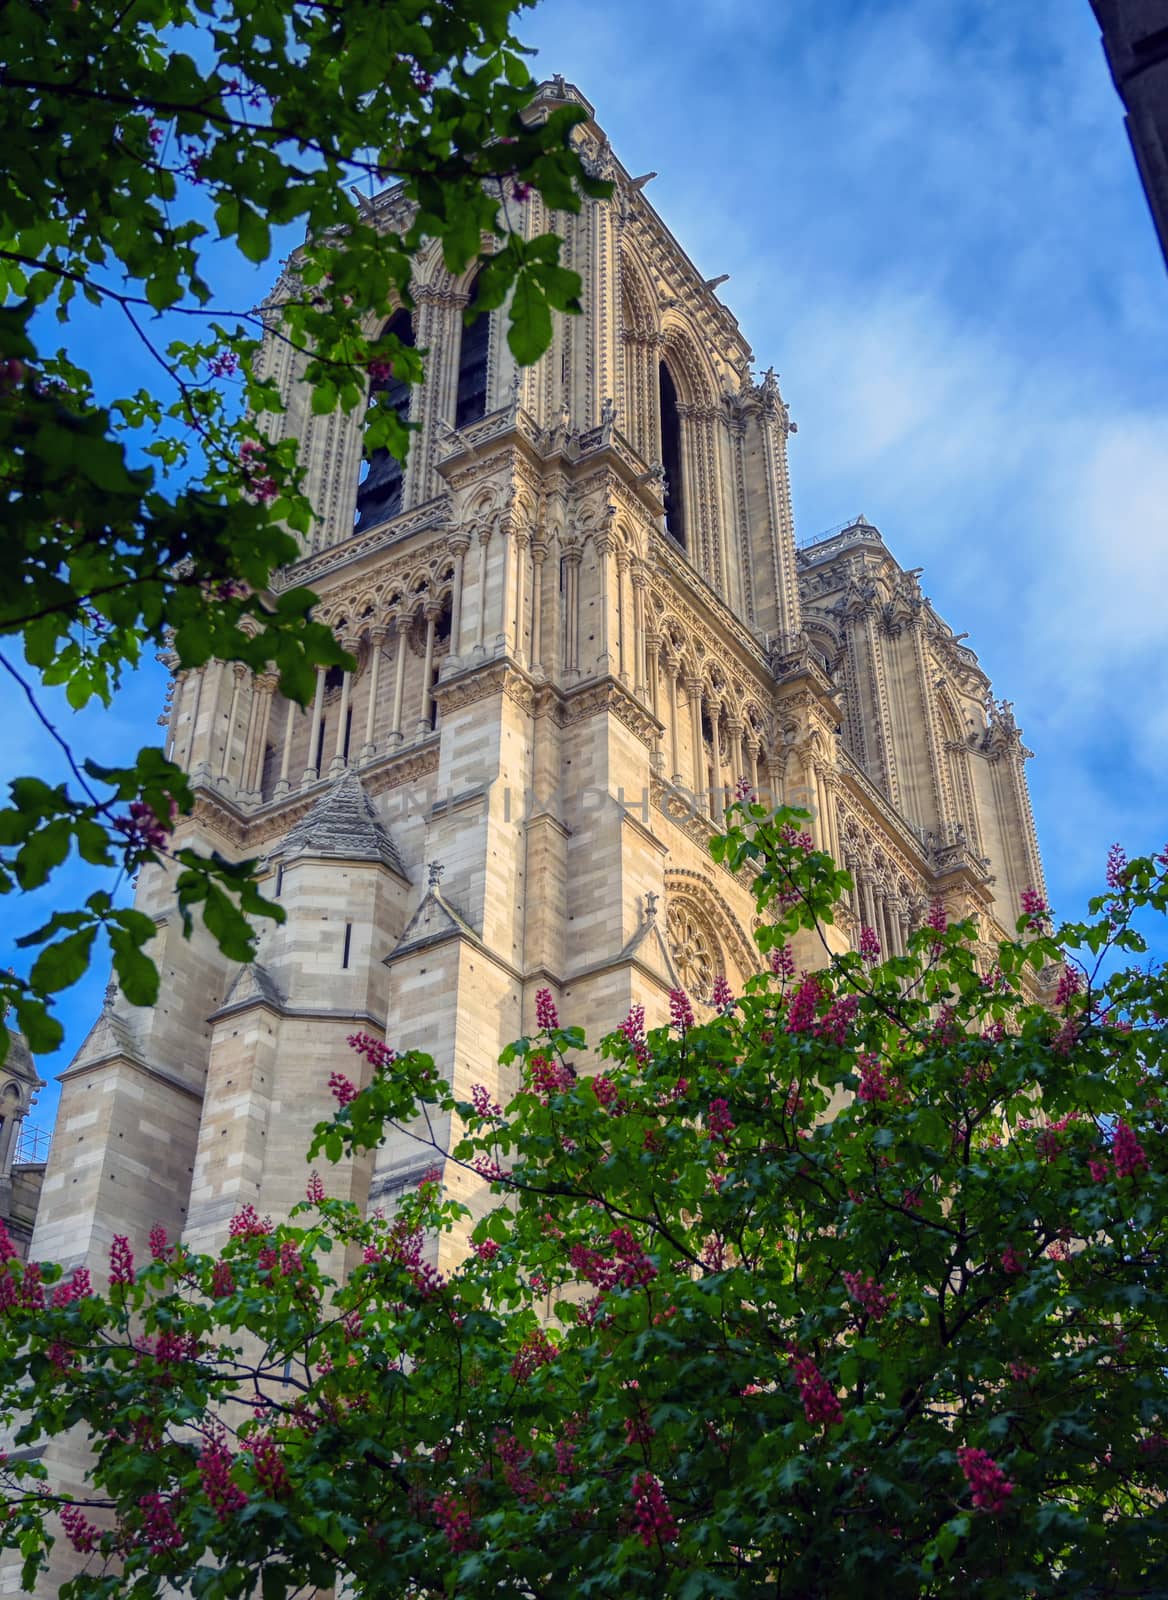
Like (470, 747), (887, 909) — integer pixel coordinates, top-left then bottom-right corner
(1, 810), (1166, 1597)
(0, 0), (606, 1059)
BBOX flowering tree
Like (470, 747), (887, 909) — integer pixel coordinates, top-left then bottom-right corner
(1, 805), (1166, 1597)
(0, 0), (607, 1060)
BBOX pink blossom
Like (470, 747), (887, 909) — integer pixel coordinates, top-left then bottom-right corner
(207, 350), (239, 379)
(473, 1238), (500, 1262)
(786, 973), (821, 1034)
(957, 1446), (1015, 1513)
(306, 1171), (326, 1204)
(669, 987), (695, 1032)
(470, 1082), (501, 1118)
(432, 1493), (476, 1551)
(812, 993), (859, 1046)
(138, 1493), (183, 1552)
(925, 899), (948, 935)
(707, 1098), (735, 1141)
(328, 1070), (358, 1106)
(769, 944), (795, 979)
(618, 1003), (650, 1063)
(1001, 1244), (1024, 1274)
(856, 1053), (888, 1103)
(1055, 965), (1082, 1006)
(534, 987), (559, 1030)
(528, 1053), (575, 1100)
(858, 925), (881, 960)
(842, 1270), (895, 1321)
(109, 1235), (135, 1286)
(1112, 1120), (1147, 1179)
(366, 356), (395, 384)
(0, 1220), (14, 1262)
(114, 799), (172, 852)
(247, 1433), (290, 1498)
(630, 1471), (677, 1547)
(711, 974), (734, 1012)
(1088, 1157), (1111, 1183)
(198, 1429), (248, 1522)
(211, 1260), (234, 1297)
(228, 1205), (271, 1239)
(60, 1503), (100, 1554)
(347, 1031), (395, 1071)
(510, 1328), (556, 1382)
(789, 1352), (843, 1428)
(1106, 843), (1128, 890)
(149, 1224), (170, 1261)
(51, 1266), (92, 1307)
(1020, 887), (1049, 925)
(592, 1075), (622, 1111)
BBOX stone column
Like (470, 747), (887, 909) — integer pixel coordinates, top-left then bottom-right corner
(495, 522), (512, 654)
(615, 551), (630, 683)
(302, 665), (327, 785)
(513, 531), (528, 664)
(417, 605), (437, 735)
(667, 654), (683, 785)
(726, 717), (745, 798)
(594, 533), (613, 674)
(390, 614), (408, 744)
(243, 672), (277, 796)
(562, 546), (581, 676)
(530, 540), (547, 675)
(686, 678), (705, 804)
(709, 697), (725, 823)
(474, 527), (490, 654)
(360, 627), (386, 760)
(449, 536), (470, 659)
(276, 695), (297, 797)
(331, 643), (355, 772)
(218, 664), (245, 782)
(861, 875), (878, 938)
(632, 569), (649, 700)
(746, 736), (760, 799)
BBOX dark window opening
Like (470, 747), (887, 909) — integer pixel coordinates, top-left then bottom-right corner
(355, 309), (415, 534)
(658, 362), (686, 552)
(455, 276), (489, 429)
(342, 707), (352, 762)
(275, 864), (284, 898)
(324, 665), (345, 694)
(701, 709), (713, 746)
(315, 716), (327, 771)
(342, 922), (352, 969)
(429, 667), (440, 731)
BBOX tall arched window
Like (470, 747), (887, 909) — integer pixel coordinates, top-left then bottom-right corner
(658, 361), (686, 552)
(355, 309), (414, 534)
(455, 276), (489, 429)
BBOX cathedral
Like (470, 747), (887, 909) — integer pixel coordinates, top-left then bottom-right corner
(7, 77), (1044, 1302)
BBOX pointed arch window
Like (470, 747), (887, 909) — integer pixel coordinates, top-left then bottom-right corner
(354, 309), (414, 534)
(455, 276), (490, 429)
(658, 361), (686, 552)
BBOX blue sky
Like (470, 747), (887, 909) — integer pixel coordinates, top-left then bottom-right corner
(5, 0), (1167, 1131)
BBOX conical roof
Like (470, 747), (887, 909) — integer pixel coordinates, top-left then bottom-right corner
(271, 768), (408, 879)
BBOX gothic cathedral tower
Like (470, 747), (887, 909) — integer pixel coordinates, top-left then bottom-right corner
(25, 79), (1045, 1299)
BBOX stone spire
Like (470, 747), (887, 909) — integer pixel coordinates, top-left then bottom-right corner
(270, 768), (408, 878)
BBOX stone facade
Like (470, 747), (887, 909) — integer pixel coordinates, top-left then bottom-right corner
(12, 78), (1045, 1591)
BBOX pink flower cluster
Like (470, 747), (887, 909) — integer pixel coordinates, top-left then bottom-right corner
(706, 1098), (735, 1141)
(114, 799), (173, 853)
(856, 1053), (889, 1104)
(534, 987), (559, 1030)
(858, 925), (881, 960)
(60, 1503), (100, 1554)
(328, 1071), (358, 1106)
(138, 1493), (183, 1553)
(842, 1270), (895, 1321)
(473, 1238), (500, 1262)
(51, 1266), (92, 1307)
(347, 1031), (396, 1071)
(1112, 1120), (1147, 1179)
(789, 1352), (843, 1428)
(228, 1205), (272, 1239)
(592, 1074), (623, 1112)
(510, 1328), (556, 1382)
(630, 1472), (677, 1547)
(1001, 1244), (1024, 1275)
(366, 356), (396, 385)
(149, 1224), (170, 1261)
(769, 944), (796, 979)
(811, 993), (859, 1046)
(669, 988), (695, 1032)
(305, 1171), (326, 1204)
(248, 1433), (290, 1498)
(619, 1003), (650, 1064)
(1106, 842), (1129, 891)
(210, 1260), (234, 1297)
(925, 900), (948, 940)
(198, 1430), (248, 1522)
(109, 1235), (135, 1286)
(238, 437), (278, 505)
(710, 974), (734, 1013)
(1055, 965), (1082, 1007)
(1020, 887), (1049, 925)
(569, 1228), (657, 1292)
(528, 1053), (575, 1100)
(207, 349), (239, 379)
(786, 974), (821, 1034)
(432, 1493), (476, 1551)
(957, 1446), (1015, 1513)
(470, 1083), (501, 1118)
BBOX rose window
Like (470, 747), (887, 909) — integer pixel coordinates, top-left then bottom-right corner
(667, 902), (716, 1000)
